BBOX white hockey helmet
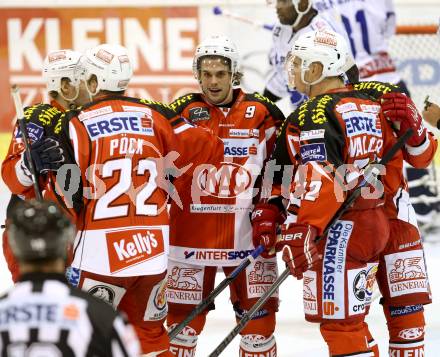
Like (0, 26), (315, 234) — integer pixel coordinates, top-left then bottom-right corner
(82, 44), (133, 93)
(291, 29), (350, 85)
(42, 50), (84, 93)
(192, 35), (239, 81)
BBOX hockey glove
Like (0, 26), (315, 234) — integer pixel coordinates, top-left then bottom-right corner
(275, 223), (320, 279)
(23, 137), (65, 174)
(251, 202), (285, 258)
(381, 92), (426, 147)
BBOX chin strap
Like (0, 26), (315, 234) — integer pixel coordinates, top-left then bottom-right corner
(292, 0), (313, 28)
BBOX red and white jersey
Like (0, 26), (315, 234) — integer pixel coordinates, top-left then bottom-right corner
(169, 89), (285, 266)
(352, 81), (438, 228)
(57, 95), (223, 277)
(315, 0), (400, 83)
(267, 13), (348, 99)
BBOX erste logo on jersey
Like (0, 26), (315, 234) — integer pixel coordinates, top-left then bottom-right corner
(222, 138), (258, 157)
(342, 109), (384, 158)
(85, 111), (154, 140)
(106, 228), (164, 273)
(342, 110), (382, 138)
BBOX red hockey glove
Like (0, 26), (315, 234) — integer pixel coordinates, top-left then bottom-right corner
(275, 224), (320, 279)
(381, 92), (426, 147)
(251, 203), (285, 258)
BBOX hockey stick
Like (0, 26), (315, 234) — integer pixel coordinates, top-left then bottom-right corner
(10, 85), (43, 200)
(168, 244), (265, 340)
(209, 128), (413, 357)
(212, 6), (274, 31)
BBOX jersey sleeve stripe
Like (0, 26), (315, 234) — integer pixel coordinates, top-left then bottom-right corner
(174, 123), (193, 134)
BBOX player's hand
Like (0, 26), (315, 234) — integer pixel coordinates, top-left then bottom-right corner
(251, 203), (285, 258)
(380, 92), (426, 147)
(275, 223), (320, 279)
(23, 137), (65, 174)
(422, 101), (440, 129)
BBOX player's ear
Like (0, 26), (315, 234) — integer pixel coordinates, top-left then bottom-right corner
(87, 74), (98, 93)
(60, 78), (71, 95)
(310, 62), (323, 81)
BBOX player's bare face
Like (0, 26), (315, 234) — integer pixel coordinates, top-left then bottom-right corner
(275, 0), (297, 25)
(199, 57), (233, 105)
(292, 57), (306, 93)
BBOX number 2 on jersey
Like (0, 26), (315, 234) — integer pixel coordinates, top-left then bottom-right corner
(94, 158), (158, 219)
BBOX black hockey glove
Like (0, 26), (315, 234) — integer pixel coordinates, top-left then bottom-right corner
(23, 137), (65, 174)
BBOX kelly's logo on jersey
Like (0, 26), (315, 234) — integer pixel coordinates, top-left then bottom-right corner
(85, 112), (154, 140)
(106, 228), (164, 273)
(222, 138), (258, 157)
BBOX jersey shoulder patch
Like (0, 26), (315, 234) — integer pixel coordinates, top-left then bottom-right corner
(353, 81), (401, 100)
(289, 94), (335, 128)
(169, 93), (203, 114)
(116, 96), (176, 120)
(246, 92), (285, 121)
(23, 103), (63, 128)
(52, 108), (81, 135)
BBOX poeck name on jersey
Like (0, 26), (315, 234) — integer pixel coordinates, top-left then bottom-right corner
(85, 112), (154, 140)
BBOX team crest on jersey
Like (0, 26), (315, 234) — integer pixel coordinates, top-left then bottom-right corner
(144, 279), (168, 321)
(246, 260), (278, 299)
(166, 266), (204, 304)
(364, 263), (378, 307)
(15, 122), (44, 143)
(188, 107), (210, 122)
(385, 250), (428, 298)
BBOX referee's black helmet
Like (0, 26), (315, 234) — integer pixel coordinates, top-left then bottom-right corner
(7, 199), (74, 261)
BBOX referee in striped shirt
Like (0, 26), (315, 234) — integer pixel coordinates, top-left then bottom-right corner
(0, 200), (141, 357)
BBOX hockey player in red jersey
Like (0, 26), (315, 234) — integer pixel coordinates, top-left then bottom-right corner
(1, 50), (88, 282)
(54, 43), (223, 356)
(347, 79), (437, 356)
(167, 35), (286, 356)
(251, 29), (401, 356)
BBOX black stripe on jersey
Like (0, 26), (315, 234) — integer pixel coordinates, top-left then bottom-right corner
(333, 350), (372, 357)
(31, 280), (44, 293)
(28, 327), (39, 344)
(395, 188), (404, 217)
(110, 324), (130, 357)
(170, 117), (185, 127)
(1, 330), (11, 355)
(58, 329), (75, 357)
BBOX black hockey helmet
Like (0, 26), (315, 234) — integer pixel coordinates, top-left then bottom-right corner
(7, 199), (74, 262)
